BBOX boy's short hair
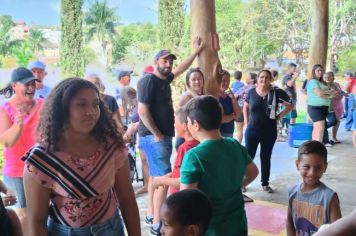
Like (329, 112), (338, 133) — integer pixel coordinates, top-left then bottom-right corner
(234, 70), (242, 80)
(184, 95), (222, 130)
(165, 189), (212, 234)
(298, 141), (327, 163)
(175, 107), (188, 124)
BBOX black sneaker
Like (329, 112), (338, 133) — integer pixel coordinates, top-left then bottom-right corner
(150, 223), (161, 236)
(145, 216), (153, 226)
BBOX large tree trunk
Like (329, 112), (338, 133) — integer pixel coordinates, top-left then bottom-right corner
(190, 0), (222, 97)
(307, 0), (329, 79)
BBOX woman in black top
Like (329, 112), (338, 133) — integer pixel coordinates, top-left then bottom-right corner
(243, 70), (292, 193)
(85, 73), (124, 133)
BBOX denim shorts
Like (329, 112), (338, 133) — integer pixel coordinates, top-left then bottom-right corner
(307, 105), (328, 122)
(3, 176), (26, 208)
(47, 209), (125, 236)
(139, 135), (172, 176)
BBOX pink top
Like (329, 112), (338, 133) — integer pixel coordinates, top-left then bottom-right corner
(2, 98), (43, 177)
(330, 82), (344, 118)
(24, 141), (126, 227)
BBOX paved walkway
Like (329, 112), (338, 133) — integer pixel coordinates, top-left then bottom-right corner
(132, 120), (356, 235)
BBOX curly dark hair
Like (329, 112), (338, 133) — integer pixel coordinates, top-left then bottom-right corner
(37, 78), (124, 152)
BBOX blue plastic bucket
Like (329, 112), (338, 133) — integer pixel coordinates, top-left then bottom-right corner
(288, 123), (313, 148)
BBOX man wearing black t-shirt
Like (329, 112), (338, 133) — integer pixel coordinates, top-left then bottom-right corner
(137, 37), (203, 234)
(282, 63), (298, 124)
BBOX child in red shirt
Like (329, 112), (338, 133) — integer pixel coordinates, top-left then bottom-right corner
(153, 107), (199, 194)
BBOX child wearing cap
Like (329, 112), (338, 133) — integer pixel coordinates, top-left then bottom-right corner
(28, 60), (51, 99)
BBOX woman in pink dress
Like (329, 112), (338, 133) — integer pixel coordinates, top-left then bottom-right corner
(0, 67), (43, 232)
(23, 78), (140, 236)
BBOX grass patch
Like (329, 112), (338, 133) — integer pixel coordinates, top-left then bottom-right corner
(295, 110), (307, 123)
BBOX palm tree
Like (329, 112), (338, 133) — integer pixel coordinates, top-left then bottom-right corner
(28, 28), (46, 54)
(84, 0), (118, 68)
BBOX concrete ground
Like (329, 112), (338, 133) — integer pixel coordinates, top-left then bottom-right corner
(131, 120), (356, 235)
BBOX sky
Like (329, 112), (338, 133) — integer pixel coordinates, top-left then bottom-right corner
(0, 0), (158, 26)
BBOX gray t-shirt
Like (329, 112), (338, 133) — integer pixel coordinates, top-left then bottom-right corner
(288, 182), (336, 236)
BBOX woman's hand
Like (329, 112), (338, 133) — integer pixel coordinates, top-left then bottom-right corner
(14, 112), (24, 128)
(2, 192), (17, 206)
(0, 181), (17, 206)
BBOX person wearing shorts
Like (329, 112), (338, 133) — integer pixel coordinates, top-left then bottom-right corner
(137, 39), (203, 235)
(307, 64), (336, 143)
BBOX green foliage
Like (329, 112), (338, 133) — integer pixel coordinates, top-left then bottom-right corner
(83, 45), (98, 66)
(28, 28), (46, 53)
(84, 0), (117, 43)
(0, 15), (16, 60)
(337, 46), (356, 73)
(84, 0), (118, 68)
(215, 0), (311, 69)
(112, 23), (158, 65)
(158, 0), (185, 50)
(60, 0), (85, 77)
(329, 0), (356, 56)
(11, 40), (33, 66)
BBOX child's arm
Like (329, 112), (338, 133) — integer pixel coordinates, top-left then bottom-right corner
(313, 208), (356, 236)
(228, 88), (242, 119)
(286, 207), (296, 236)
(329, 193), (342, 223)
(153, 174), (180, 189)
(220, 104), (236, 124)
(242, 162), (258, 187)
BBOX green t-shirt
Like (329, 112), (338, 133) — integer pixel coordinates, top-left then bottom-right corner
(180, 137), (252, 236)
(307, 79), (330, 106)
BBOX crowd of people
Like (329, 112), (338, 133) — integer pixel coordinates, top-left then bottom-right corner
(0, 40), (356, 235)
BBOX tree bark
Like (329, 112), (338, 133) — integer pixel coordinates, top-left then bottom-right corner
(307, 0), (329, 79)
(190, 0), (222, 97)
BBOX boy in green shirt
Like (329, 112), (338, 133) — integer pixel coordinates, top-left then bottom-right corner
(180, 95), (259, 236)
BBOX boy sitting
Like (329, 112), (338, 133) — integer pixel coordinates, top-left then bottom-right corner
(180, 95), (259, 236)
(153, 108), (199, 194)
(287, 140), (342, 236)
(159, 189), (212, 236)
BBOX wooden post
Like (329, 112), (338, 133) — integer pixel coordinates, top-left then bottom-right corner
(190, 0), (222, 97)
(307, 0), (329, 79)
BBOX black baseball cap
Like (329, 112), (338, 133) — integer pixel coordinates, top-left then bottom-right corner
(11, 67), (38, 84)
